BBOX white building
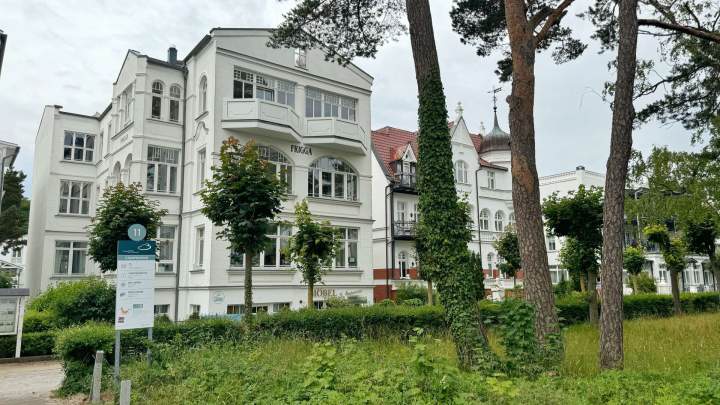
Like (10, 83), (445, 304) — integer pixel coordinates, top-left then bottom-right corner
(26, 28), (375, 320)
(371, 104), (516, 301)
(539, 167), (717, 294)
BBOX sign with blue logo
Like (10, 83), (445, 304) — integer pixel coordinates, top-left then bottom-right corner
(115, 240), (156, 330)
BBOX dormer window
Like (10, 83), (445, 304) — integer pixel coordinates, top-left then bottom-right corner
(294, 48), (307, 68)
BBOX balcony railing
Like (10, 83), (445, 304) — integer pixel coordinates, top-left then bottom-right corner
(305, 117), (367, 154)
(393, 220), (417, 239)
(393, 173), (416, 190)
(221, 98), (302, 142)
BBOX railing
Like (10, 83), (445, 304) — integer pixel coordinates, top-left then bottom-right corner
(393, 220), (417, 238)
(393, 173), (416, 190)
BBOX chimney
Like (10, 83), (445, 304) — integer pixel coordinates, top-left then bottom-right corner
(167, 45), (178, 64)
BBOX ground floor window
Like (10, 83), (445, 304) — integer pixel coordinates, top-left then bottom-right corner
(54, 241), (87, 275)
(549, 265), (568, 284)
(190, 304), (201, 318)
(154, 304), (169, 316)
(273, 302), (291, 312)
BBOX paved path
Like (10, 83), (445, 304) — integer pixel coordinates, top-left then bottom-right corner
(0, 360), (65, 404)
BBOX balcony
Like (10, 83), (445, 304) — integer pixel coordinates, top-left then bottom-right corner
(392, 173), (417, 193)
(305, 117), (367, 155)
(221, 99), (302, 143)
(393, 221), (417, 240)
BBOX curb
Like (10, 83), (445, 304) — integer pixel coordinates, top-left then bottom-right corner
(0, 355), (55, 364)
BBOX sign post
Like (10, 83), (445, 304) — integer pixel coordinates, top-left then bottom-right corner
(114, 224), (155, 383)
(0, 288), (29, 358)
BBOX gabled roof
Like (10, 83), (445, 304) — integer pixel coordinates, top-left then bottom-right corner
(371, 125), (506, 179)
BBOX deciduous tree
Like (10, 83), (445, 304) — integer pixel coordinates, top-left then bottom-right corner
(644, 224), (685, 314)
(200, 138), (285, 319)
(623, 245), (646, 294)
(0, 169), (29, 254)
(494, 227), (521, 287)
(270, 0), (498, 370)
(288, 200), (339, 309)
(88, 182), (166, 272)
(451, 0), (587, 342)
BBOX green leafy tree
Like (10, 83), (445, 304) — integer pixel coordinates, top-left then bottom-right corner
(0, 169), (29, 254)
(543, 186), (603, 324)
(644, 224), (686, 314)
(558, 237), (598, 293)
(288, 200), (339, 309)
(200, 138), (285, 319)
(0, 271), (13, 288)
(684, 217), (719, 292)
(88, 183), (166, 273)
(623, 246), (646, 294)
(450, 0), (583, 343)
(270, 0), (497, 369)
(494, 227), (521, 287)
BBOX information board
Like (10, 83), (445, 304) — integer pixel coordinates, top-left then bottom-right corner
(0, 296), (19, 335)
(115, 240), (156, 330)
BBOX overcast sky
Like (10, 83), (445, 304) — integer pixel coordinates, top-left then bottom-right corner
(0, 0), (701, 195)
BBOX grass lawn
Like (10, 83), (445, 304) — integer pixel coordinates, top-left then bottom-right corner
(123, 313), (720, 404)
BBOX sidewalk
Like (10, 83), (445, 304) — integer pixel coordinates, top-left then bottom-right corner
(0, 360), (65, 404)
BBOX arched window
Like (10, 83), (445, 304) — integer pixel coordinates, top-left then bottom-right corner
(487, 252), (495, 270)
(508, 212), (515, 227)
(308, 157), (357, 201)
(199, 76), (208, 113)
(454, 160), (468, 184)
(169, 84), (182, 122)
(479, 209), (490, 231)
(151, 81), (163, 119)
(398, 251), (409, 279)
(258, 145), (293, 193)
(495, 211), (505, 232)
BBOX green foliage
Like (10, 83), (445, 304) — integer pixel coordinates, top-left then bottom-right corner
(28, 279), (115, 327)
(559, 238), (598, 286)
(402, 298), (424, 307)
(0, 169), (29, 254)
(0, 271), (12, 288)
(0, 331), (56, 358)
(87, 182), (166, 272)
(288, 200), (339, 297)
(395, 284), (428, 304)
(200, 138), (285, 318)
(450, 0), (587, 81)
(553, 279), (575, 298)
(54, 321), (115, 364)
(623, 246), (646, 276)
(630, 273), (657, 294)
(685, 216), (718, 259)
(644, 224), (672, 251)
(22, 309), (57, 332)
(543, 185), (604, 249)
(494, 227), (521, 280)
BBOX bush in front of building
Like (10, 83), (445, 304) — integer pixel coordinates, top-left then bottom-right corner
(28, 279), (115, 328)
(22, 309), (58, 332)
(0, 331), (56, 358)
(629, 273), (657, 294)
(395, 284), (429, 304)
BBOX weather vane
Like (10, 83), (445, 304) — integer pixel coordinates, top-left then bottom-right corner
(488, 86), (502, 113)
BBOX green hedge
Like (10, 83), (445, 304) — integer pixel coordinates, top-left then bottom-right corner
(0, 331), (56, 358)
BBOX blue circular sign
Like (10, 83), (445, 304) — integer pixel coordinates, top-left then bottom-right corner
(128, 224), (147, 241)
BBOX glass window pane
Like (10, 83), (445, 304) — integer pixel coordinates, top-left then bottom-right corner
(348, 229), (358, 240)
(54, 249), (69, 274)
(321, 171), (332, 197)
(335, 243), (345, 268)
(347, 175), (357, 201)
(72, 249), (86, 274)
(158, 164), (168, 192)
(264, 239), (277, 266)
(70, 198), (80, 214)
(85, 150), (93, 162)
(279, 238), (290, 266)
(334, 173), (344, 199)
(64, 133), (73, 146)
(64, 148), (72, 160)
(348, 242), (357, 267)
(146, 165), (155, 191)
(81, 201), (89, 215)
(60, 181), (69, 196)
(170, 166), (177, 193)
(86, 135), (95, 149)
(74, 135), (84, 147)
(243, 83), (253, 98)
(70, 183), (80, 198)
(74, 148), (83, 161)
(59, 198), (68, 213)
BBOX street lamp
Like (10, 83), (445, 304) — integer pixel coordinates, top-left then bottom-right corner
(0, 29), (7, 78)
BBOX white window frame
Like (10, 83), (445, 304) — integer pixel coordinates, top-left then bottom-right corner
(63, 131), (95, 162)
(197, 148), (206, 189)
(199, 76), (208, 113)
(294, 48), (307, 68)
(335, 227), (359, 269)
(398, 251), (409, 279)
(233, 67), (296, 108)
(230, 224), (292, 269)
(157, 225), (176, 273)
(305, 87), (356, 121)
(154, 304), (170, 316)
(169, 84), (181, 122)
(259, 145), (293, 193)
(151, 81), (163, 119)
(487, 171), (496, 189)
(59, 180), (91, 215)
(494, 211), (505, 232)
(454, 161), (468, 184)
(195, 226), (205, 268)
(308, 157), (358, 201)
(146, 146), (180, 193)
(190, 304), (201, 317)
(487, 252), (495, 270)
(547, 233), (556, 251)
(54, 241), (87, 275)
(479, 209), (490, 231)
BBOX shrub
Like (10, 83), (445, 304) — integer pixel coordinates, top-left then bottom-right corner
(395, 284), (428, 304)
(0, 331), (56, 357)
(325, 296), (354, 308)
(23, 309), (57, 333)
(630, 273), (657, 294)
(55, 321), (115, 364)
(553, 280), (574, 297)
(402, 298), (424, 307)
(28, 279), (115, 327)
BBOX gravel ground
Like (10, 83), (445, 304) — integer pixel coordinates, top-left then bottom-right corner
(0, 360), (73, 404)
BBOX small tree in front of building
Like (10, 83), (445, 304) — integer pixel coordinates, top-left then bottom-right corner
(623, 246), (646, 294)
(287, 200), (338, 309)
(200, 138), (285, 320)
(88, 182), (166, 272)
(644, 224), (686, 315)
(494, 227), (521, 287)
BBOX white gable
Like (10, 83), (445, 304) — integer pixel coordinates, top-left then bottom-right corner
(401, 144), (416, 162)
(451, 116), (475, 148)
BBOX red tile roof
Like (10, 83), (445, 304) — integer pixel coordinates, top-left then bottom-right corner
(371, 124), (506, 178)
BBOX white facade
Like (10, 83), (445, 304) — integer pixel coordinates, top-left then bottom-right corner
(371, 106), (516, 301)
(539, 167), (717, 294)
(26, 29), (375, 320)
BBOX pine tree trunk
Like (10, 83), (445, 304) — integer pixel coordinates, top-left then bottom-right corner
(427, 279), (433, 305)
(670, 269), (682, 315)
(587, 270), (599, 324)
(406, 0), (496, 371)
(308, 280), (314, 309)
(504, 0), (559, 343)
(244, 253), (254, 320)
(599, 0), (639, 371)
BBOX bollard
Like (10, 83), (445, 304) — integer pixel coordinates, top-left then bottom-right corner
(91, 350), (104, 403)
(119, 380), (131, 405)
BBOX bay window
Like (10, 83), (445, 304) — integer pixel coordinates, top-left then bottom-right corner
(54, 241), (87, 275)
(308, 157), (358, 201)
(59, 180), (91, 215)
(63, 131), (95, 162)
(233, 67), (295, 108)
(335, 227), (358, 268)
(305, 87), (357, 121)
(146, 146), (179, 193)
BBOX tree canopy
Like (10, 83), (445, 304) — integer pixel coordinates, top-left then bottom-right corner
(0, 169), (29, 254)
(87, 182), (166, 272)
(494, 227), (521, 280)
